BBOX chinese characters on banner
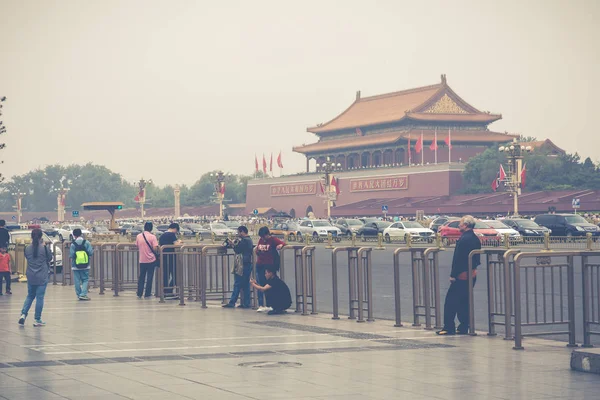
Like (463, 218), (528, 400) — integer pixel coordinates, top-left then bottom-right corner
(350, 176), (409, 192)
(270, 182), (317, 197)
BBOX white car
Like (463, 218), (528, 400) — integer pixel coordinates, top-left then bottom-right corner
(56, 224), (92, 242)
(298, 220), (341, 241)
(482, 220), (522, 242)
(205, 222), (237, 236)
(383, 221), (435, 242)
(9, 230), (63, 272)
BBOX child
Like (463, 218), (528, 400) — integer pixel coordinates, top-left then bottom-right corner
(250, 265), (292, 315)
(0, 246), (12, 295)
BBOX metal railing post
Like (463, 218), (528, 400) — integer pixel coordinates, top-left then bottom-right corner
(513, 253), (523, 350)
(586, 233), (593, 251)
(366, 248), (374, 322)
(351, 233), (357, 247)
(393, 248), (406, 327)
(567, 254), (578, 348)
(375, 233), (385, 250)
(326, 233), (333, 249)
(503, 249), (520, 340)
(331, 247), (342, 319)
(468, 249), (486, 336)
(582, 254), (592, 348)
(356, 247), (365, 322)
(543, 232), (551, 252)
(422, 249), (432, 330)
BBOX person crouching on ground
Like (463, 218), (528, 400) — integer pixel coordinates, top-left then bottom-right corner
(437, 215), (481, 335)
(250, 265), (291, 315)
(69, 228), (94, 301)
(255, 226), (285, 312)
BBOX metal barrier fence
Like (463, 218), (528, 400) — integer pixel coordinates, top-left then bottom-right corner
(582, 252), (600, 347)
(113, 243), (140, 296)
(392, 247), (442, 329)
(331, 247), (374, 322)
(512, 251), (578, 350)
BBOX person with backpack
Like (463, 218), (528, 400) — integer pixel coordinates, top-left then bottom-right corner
(136, 222), (159, 299)
(19, 228), (52, 326)
(255, 227), (285, 312)
(69, 228), (94, 301)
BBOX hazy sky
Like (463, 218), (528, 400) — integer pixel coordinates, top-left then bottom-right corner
(1, 0), (598, 185)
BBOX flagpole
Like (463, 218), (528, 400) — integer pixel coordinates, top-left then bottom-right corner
(421, 131), (424, 166)
(448, 128), (451, 165)
(434, 128), (438, 165)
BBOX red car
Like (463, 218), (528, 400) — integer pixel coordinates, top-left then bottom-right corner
(438, 219), (500, 245)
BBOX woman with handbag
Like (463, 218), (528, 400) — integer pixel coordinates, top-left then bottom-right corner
(18, 228), (52, 327)
(136, 222), (159, 299)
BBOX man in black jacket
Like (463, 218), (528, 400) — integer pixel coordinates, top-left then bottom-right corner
(222, 226), (254, 308)
(437, 215), (481, 335)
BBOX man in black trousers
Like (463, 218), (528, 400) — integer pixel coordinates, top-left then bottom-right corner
(437, 215), (481, 335)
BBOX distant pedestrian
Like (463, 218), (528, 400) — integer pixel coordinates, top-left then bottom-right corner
(437, 215), (481, 335)
(250, 265), (292, 315)
(0, 220), (9, 250)
(222, 226), (254, 308)
(159, 223), (182, 299)
(0, 245), (13, 295)
(69, 228), (94, 301)
(255, 227), (285, 312)
(18, 229), (52, 326)
(136, 222), (159, 299)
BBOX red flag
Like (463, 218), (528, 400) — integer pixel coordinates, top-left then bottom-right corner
(356, 127), (363, 136)
(134, 195), (139, 202)
(444, 131), (452, 149)
(499, 164), (506, 181)
(319, 180), (325, 194)
(415, 134), (423, 154)
(255, 155), (259, 172)
(220, 182), (226, 195)
(491, 172), (499, 192)
(429, 132), (438, 151)
(277, 151), (283, 168)
(521, 163), (527, 187)
(139, 189), (144, 199)
(270, 153), (273, 172)
(262, 154), (267, 174)
(331, 176), (340, 196)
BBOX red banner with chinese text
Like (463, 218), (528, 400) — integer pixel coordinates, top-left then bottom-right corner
(350, 176), (408, 192)
(270, 182), (317, 197)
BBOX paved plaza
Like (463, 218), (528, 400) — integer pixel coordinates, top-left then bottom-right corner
(1, 283), (599, 400)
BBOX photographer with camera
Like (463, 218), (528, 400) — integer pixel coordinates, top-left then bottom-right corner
(222, 226), (254, 309)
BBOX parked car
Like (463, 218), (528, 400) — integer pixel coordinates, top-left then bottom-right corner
(534, 214), (600, 237)
(359, 217), (381, 225)
(9, 230), (63, 273)
(481, 220), (522, 242)
(40, 223), (58, 237)
(383, 221), (434, 242)
(297, 220), (341, 241)
(183, 223), (212, 239)
(429, 216), (452, 233)
(56, 224), (92, 242)
(356, 221), (393, 241)
(270, 222), (301, 241)
(501, 218), (551, 237)
(334, 218), (364, 237)
(178, 227), (195, 237)
(223, 221), (241, 230)
(204, 222), (237, 237)
(91, 226), (111, 235)
(438, 219), (499, 245)
(118, 223), (137, 235)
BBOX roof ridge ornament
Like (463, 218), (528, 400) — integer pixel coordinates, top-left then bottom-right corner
(356, 90), (361, 101)
(441, 74), (447, 85)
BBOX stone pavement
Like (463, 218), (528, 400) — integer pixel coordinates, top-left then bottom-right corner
(1, 284), (599, 400)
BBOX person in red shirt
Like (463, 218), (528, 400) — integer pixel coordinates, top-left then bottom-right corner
(0, 246), (12, 295)
(255, 227), (285, 312)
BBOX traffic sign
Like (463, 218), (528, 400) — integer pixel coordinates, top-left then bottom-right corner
(572, 198), (581, 209)
(11, 216), (15, 220)
(381, 205), (388, 213)
(72, 210), (80, 217)
(253, 209), (259, 215)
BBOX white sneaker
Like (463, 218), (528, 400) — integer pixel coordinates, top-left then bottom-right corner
(265, 307), (273, 312)
(18, 314), (26, 326)
(256, 306), (267, 312)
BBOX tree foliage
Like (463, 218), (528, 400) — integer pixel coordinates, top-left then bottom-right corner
(0, 164), (257, 212)
(462, 144), (600, 193)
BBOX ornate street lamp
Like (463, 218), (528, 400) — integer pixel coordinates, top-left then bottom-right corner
(210, 171), (231, 220)
(499, 139), (532, 216)
(11, 191), (26, 224)
(53, 177), (72, 222)
(135, 178), (152, 219)
(316, 158), (342, 219)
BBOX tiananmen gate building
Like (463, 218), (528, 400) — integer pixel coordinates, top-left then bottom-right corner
(246, 75), (529, 217)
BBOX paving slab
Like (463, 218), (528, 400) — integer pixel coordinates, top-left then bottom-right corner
(1, 283), (599, 400)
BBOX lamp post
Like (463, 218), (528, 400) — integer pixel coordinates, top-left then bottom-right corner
(499, 139), (532, 216)
(11, 191), (26, 224)
(316, 158), (342, 219)
(210, 171), (230, 220)
(54, 177), (72, 222)
(174, 184), (181, 219)
(135, 178), (152, 219)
